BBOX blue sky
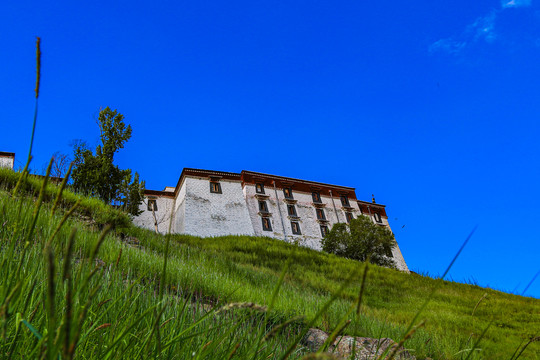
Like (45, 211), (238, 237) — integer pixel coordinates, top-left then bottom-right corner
(1, 0), (539, 298)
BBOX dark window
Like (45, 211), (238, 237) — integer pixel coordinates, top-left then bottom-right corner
(316, 208), (326, 220)
(258, 200), (268, 213)
(312, 191), (321, 203)
(256, 183), (265, 194)
(340, 195), (350, 207)
(210, 181), (222, 194)
(291, 221), (301, 235)
(320, 225), (329, 237)
(283, 187), (293, 199)
(262, 217), (272, 231)
(345, 212), (354, 223)
(287, 204), (297, 217)
(374, 212), (382, 223)
(147, 199), (158, 212)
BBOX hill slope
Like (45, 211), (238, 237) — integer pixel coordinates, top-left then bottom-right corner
(0, 171), (538, 359)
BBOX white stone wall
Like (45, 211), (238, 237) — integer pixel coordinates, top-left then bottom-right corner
(0, 156), (14, 170)
(174, 183), (187, 233)
(243, 184), (363, 250)
(133, 196), (175, 234)
(182, 177), (255, 237)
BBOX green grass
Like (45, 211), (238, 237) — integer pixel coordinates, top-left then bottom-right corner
(123, 227), (540, 359)
(0, 170), (538, 359)
(0, 180), (308, 359)
(0, 167), (131, 229)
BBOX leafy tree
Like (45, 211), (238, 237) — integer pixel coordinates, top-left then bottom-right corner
(321, 215), (396, 268)
(71, 107), (145, 216)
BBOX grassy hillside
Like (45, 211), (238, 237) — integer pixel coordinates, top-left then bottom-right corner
(0, 170), (538, 359)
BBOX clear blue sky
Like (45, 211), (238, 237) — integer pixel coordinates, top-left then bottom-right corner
(1, 0), (539, 298)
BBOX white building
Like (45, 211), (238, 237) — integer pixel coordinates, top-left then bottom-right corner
(134, 168), (409, 271)
(0, 152), (15, 170)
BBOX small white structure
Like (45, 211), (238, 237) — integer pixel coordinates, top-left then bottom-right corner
(0, 152), (15, 170)
(134, 168), (409, 271)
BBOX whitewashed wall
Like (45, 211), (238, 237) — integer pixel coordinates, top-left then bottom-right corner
(133, 196), (175, 234)
(0, 156), (14, 169)
(243, 183), (362, 250)
(174, 183), (187, 233)
(182, 177), (255, 237)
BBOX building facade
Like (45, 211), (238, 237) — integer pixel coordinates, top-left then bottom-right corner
(134, 168), (409, 271)
(0, 152), (15, 170)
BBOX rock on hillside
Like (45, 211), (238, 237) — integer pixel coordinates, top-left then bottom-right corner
(302, 328), (416, 360)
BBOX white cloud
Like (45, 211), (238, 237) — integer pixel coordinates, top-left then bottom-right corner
(502, 0), (532, 8)
(468, 11), (497, 43)
(430, 12), (497, 54)
(430, 0), (533, 55)
(429, 39), (467, 54)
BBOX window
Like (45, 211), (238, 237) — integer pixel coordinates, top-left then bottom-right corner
(283, 187), (293, 199)
(312, 191), (321, 203)
(147, 199), (158, 212)
(345, 212), (354, 223)
(256, 183), (265, 194)
(340, 195), (350, 207)
(320, 225), (329, 237)
(291, 221), (301, 235)
(374, 212), (382, 223)
(258, 200), (268, 213)
(287, 204), (297, 217)
(210, 181), (222, 194)
(316, 208), (326, 220)
(262, 217), (272, 231)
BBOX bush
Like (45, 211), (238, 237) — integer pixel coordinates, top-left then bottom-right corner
(321, 215), (396, 268)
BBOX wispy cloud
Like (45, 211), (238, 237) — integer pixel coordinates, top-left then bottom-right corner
(502, 0), (531, 8)
(430, 1), (533, 55)
(429, 11), (497, 54)
(468, 11), (497, 43)
(429, 39), (466, 55)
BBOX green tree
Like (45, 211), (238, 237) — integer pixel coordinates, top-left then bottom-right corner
(72, 107), (145, 216)
(321, 215), (396, 268)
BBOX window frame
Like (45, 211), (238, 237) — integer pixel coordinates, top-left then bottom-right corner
(256, 183), (265, 194)
(374, 212), (383, 223)
(316, 208), (326, 220)
(210, 181), (222, 194)
(283, 187), (294, 199)
(147, 199), (158, 212)
(262, 217), (272, 231)
(291, 221), (302, 235)
(312, 191), (322, 203)
(340, 195), (350, 207)
(287, 204), (297, 217)
(320, 225), (329, 237)
(345, 212), (354, 223)
(258, 200), (269, 213)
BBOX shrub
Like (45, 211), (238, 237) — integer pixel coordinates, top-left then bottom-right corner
(321, 215), (396, 268)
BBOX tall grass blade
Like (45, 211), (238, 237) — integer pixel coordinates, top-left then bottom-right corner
(356, 260), (369, 315)
(45, 245), (56, 360)
(13, 37), (41, 197)
(51, 162), (73, 217)
(463, 320), (493, 360)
